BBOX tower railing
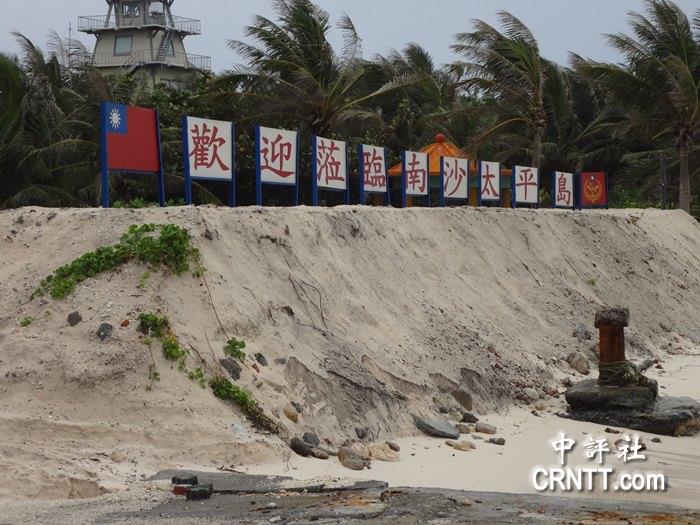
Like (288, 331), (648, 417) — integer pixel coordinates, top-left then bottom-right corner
(78, 14), (201, 34)
(78, 51), (211, 71)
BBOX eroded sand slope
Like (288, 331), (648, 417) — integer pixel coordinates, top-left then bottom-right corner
(0, 206), (698, 499)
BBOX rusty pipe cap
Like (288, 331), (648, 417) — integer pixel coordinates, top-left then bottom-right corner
(594, 308), (629, 328)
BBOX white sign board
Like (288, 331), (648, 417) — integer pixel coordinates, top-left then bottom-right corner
(314, 136), (347, 190)
(554, 171), (574, 208)
(258, 126), (298, 185)
(442, 157), (469, 199)
(480, 161), (501, 201)
(361, 145), (387, 193)
(186, 116), (233, 180)
(514, 165), (539, 204)
(404, 151), (429, 196)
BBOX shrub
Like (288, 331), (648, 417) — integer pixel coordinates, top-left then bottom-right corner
(223, 338), (246, 362)
(138, 313), (170, 338)
(161, 335), (186, 361)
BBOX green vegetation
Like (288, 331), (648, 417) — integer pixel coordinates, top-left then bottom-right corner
(161, 335), (186, 362)
(188, 367), (207, 388)
(587, 278), (597, 287)
(19, 316), (35, 327)
(223, 338), (247, 362)
(32, 224), (200, 299)
(0, 1), (696, 216)
(209, 376), (256, 410)
(114, 198), (186, 209)
(138, 312), (170, 338)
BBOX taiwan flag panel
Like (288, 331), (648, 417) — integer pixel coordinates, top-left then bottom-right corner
(579, 172), (608, 207)
(103, 102), (161, 173)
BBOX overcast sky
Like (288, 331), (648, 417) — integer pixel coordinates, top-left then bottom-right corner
(2, 0), (698, 71)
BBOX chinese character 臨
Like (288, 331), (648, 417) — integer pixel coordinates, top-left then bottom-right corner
(363, 149), (386, 189)
(261, 134), (294, 179)
(190, 123), (229, 171)
(583, 437), (611, 464)
(552, 432), (576, 466)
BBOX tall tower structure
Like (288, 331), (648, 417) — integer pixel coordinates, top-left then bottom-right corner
(78, 1), (210, 86)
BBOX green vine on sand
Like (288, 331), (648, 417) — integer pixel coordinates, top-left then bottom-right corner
(32, 224), (201, 300)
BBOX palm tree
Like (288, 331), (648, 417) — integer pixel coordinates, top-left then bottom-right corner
(452, 12), (549, 168)
(223, 0), (419, 137)
(572, 0), (698, 212)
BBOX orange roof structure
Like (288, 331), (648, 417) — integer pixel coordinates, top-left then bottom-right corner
(388, 134), (466, 177)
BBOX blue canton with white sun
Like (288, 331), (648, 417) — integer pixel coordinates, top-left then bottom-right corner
(104, 103), (127, 134)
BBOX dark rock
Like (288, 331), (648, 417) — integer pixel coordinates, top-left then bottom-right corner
(573, 325), (593, 341)
(487, 438), (505, 446)
(566, 351), (590, 375)
(566, 379), (657, 411)
(605, 427), (620, 434)
(67, 312), (82, 327)
(595, 308), (629, 327)
(566, 396), (700, 437)
(474, 422), (497, 435)
(255, 353), (268, 367)
(302, 432), (320, 447)
(651, 437), (662, 443)
(413, 415), (459, 440)
(338, 447), (368, 471)
(274, 358), (287, 365)
(290, 438), (314, 457)
(96, 322), (113, 341)
(291, 401), (303, 414)
(451, 390), (473, 411)
(310, 448), (329, 460)
(385, 441), (400, 452)
(461, 412), (479, 424)
(355, 427), (367, 440)
(220, 358), (242, 381)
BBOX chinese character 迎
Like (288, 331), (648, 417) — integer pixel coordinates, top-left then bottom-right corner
(190, 123), (229, 171)
(552, 432), (576, 466)
(261, 134), (294, 179)
(583, 437), (611, 464)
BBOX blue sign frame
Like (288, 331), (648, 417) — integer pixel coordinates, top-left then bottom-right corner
(100, 101), (165, 208)
(358, 145), (390, 206)
(511, 166), (540, 209)
(255, 125), (300, 206)
(311, 136), (350, 206)
(439, 156), (470, 207)
(401, 152), (431, 208)
(551, 171), (575, 209)
(181, 116), (236, 208)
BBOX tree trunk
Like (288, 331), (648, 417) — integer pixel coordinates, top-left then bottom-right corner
(531, 126), (543, 169)
(678, 134), (690, 213)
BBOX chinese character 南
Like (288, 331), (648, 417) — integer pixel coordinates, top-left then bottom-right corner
(407, 153), (427, 194)
(190, 123), (229, 171)
(445, 159), (467, 197)
(316, 139), (344, 185)
(481, 163), (499, 198)
(261, 134), (294, 179)
(516, 168), (537, 201)
(363, 149), (386, 189)
(583, 437), (611, 464)
(557, 173), (572, 206)
(552, 432), (576, 466)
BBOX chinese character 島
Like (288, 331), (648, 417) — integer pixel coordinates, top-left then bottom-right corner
(557, 174), (571, 206)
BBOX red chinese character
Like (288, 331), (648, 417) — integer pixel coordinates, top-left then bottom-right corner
(190, 123), (229, 171)
(516, 168), (537, 201)
(316, 140), (344, 185)
(407, 153), (427, 193)
(481, 164), (498, 198)
(261, 134), (294, 179)
(557, 174), (572, 206)
(363, 150), (386, 188)
(445, 159), (467, 197)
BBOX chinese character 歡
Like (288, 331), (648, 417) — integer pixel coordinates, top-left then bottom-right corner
(190, 123), (229, 171)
